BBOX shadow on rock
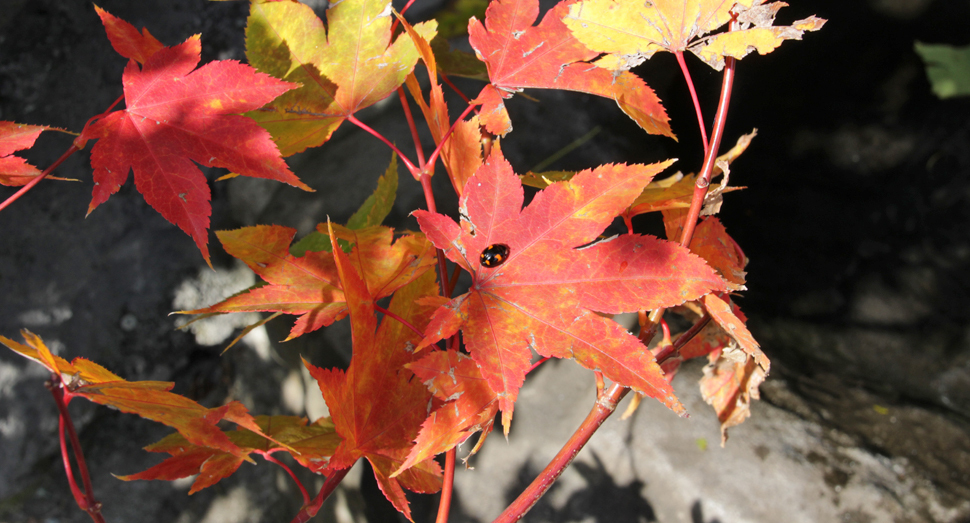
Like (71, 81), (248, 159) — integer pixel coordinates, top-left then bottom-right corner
(503, 452), (657, 523)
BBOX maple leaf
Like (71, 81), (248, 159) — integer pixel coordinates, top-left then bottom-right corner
(305, 225), (442, 520)
(94, 5), (164, 65)
(467, 0), (672, 137)
(393, 349), (499, 476)
(245, 0), (437, 156)
(399, 14), (484, 195)
(663, 215), (747, 290)
(692, 3), (827, 71)
(119, 415), (340, 493)
(702, 293), (767, 371)
(700, 342), (766, 446)
(79, 24), (310, 264)
(521, 132), (755, 218)
(431, 36), (489, 81)
(179, 223), (435, 341)
(0, 330), (275, 459)
(0, 122), (50, 186)
(564, 0), (825, 71)
(414, 146), (728, 431)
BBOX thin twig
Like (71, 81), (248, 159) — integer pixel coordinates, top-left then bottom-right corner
(641, 52), (739, 343)
(492, 384), (630, 523)
(677, 55), (736, 248)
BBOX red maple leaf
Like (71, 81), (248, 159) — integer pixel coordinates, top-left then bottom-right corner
(468, 0), (672, 137)
(80, 28), (311, 263)
(0, 122), (50, 186)
(304, 225), (443, 519)
(94, 5), (164, 65)
(414, 146), (727, 431)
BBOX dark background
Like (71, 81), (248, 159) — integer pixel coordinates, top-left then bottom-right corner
(1, 0), (969, 521)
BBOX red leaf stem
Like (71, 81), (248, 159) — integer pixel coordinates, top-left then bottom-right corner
(675, 51), (709, 154)
(290, 465), (352, 523)
(390, 0), (419, 34)
(348, 115), (420, 176)
(425, 101), (480, 169)
(374, 303), (425, 338)
(48, 377), (105, 523)
(0, 144), (78, 213)
(440, 73), (475, 108)
(446, 262), (462, 297)
(677, 55), (736, 248)
(435, 449), (457, 523)
(58, 413), (84, 507)
(417, 167), (452, 299)
(74, 94), (125, 150)
(528, 357), (551, 375)
(0, 92), (123, 213)
(398, 87), (428, 169)
(261, 452), (310, 506)
(654, 313), (712, 364)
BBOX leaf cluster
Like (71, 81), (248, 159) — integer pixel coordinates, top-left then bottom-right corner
(0, 0), (824, 520)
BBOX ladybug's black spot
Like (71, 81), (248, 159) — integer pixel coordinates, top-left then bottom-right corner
(480, 244), (511, 268)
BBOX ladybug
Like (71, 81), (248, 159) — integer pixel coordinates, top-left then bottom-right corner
(479, 243), (511, 268)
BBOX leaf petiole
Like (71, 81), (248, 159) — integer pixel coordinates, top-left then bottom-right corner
(261, 452), (310, 506)
(348, 114), (420, 176)
(374, 304), (425, 338)
(675, 51), (709, 154)
(0, 144), (78, 213)
(398, 87), (428, 169)
(48, 376), (105, 523)
(290, 465), (352, 523)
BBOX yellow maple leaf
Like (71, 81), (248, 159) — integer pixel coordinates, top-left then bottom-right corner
(564, 0), (824, 71)
(691, 3), (827, 70)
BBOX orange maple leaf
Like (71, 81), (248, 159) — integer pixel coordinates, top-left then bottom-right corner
(179, 224), (436, 341)
(394, 349), (499, 476)
(0, 331), (277, 459)
(305, 225), (442, 520)
(414, 146), (728, 432)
